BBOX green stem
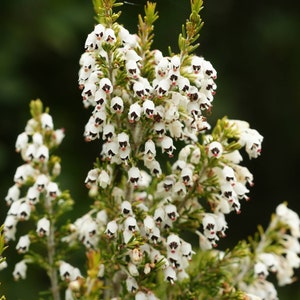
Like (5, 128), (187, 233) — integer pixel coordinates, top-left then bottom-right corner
(45, 197), (60, 300)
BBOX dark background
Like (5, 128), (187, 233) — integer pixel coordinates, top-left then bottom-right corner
(0, 0), (299, 298)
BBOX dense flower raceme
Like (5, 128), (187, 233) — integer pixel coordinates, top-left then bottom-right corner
(2, 100), (73, 283)
(60, 15), (293, 299)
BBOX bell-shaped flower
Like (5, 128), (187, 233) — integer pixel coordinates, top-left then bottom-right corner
(84, 32), (96, 52)
(191, 56), (204, 74)
(164, 266), (177, 284)
(110, 96), (124, 114)
(167, 233), (181, 254)
(16, 234), (31, 253)
(153, 122), (165, 139)
(85, 168), (99, 188)
(36, 217), (50, 237)
(254, 262), (269, 280)
(128, 102), (142, 123)
(15, 132), (29, 153)
(144, 139), (156, 161)
(5, 184), (20, 206)
(155, 57), (170, 79)
(153, 207), (165, 225)
(53, 129), (65, 146)
(13, 260), (28, 280)
(117, 132), (130, 151)
(161, 136), (176, 158)
(103, 28), (116, 44)
(14, 164), (36, 186)
(155, 79), (170, 98)
(102, 123), (115, 142)
(17, 200), (31, 221)
(128, 166), (142, 188)
(121, 200), (133, 216)
(99, 77), (113, 94)
(24, 144), (36, 162)
(59, 261), (81, 282)
(105, 220), (118, 238)
(94, 89), (107, 110)
(34, 174), (49, 192)
(98, 169), (111, 188)
(35, 144), (49, 162)
(4, 215), (17, 241)
(145, 159), (162, 177)
(164, 204), (179, 222)
(41, 113), (54, 130)
(126, 60), (141, 80)
(94, 23), (105, 40)
(126, 276), (138, 293)
(128, 262), (139, 277)
(180, 241), (195, 261)
(46, 181), (60, 199)
(143, 100), (155, 118)
(207, 141), (223, 158)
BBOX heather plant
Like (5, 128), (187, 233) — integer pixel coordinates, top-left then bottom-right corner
(1, 0), (299, 299)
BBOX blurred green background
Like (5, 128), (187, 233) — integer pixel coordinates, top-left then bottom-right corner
(0, 0), (299, 298)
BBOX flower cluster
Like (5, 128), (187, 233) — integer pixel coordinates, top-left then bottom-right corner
(61, 1), (268, 298)
(2, 100), (73, 293)
(2, 1), (299, 299)
(239, 203), (300, 299)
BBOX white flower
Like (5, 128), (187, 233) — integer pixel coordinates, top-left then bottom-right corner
(127, 60), (141, 80)
(128, 167), (142, 188)
(110, 96), (124, 114)
(166, 233), (181, 254)
(36, 144), (49, 162)
(103, 28), (116, 44)
(13, 260), (28, 280)
(121, 200), (133, 216)
(276, 203), (300, 238)
(128, 102), (142, 123)
(14, 164), (36, 186)
(35, 174), (50, 192)
(99, 77), (113, 94)
(102, 123), (115, 142)
(143, 215), (155, 235)
(46, 181), (60, 199)
(98, 169), (111, 188)
(41, 113), (54, 130)
(4, 215), (17, 241)
(180, 241), (195, 261)
(0, 260), (8, 271)
(124, 216), (138, 233)
(59, 261), (81, 282)
(128, 262), (139, 277)
(15, 132), (28, 152)
(164, 204), (179, 222)
(17, 200), (31, 221)
(85, 168), (99, 187)
(5, 184), (20, 205)
(105, 220), (118, 238)
(164, 266), (176, 284)
(36, 217), (50, 237)
(254, 262), (269, 279)
(16, 234), (31, 253)
(143, 100), (155, 118)
(155, 79), (170, 98)
(126, 276), (138, 293)
(161, 136), (176, 157)
(207, 141), (223, 158)
(94, 89), (107, 110)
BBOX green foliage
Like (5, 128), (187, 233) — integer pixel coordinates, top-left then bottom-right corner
(93, 0), (123, 26)
(177, 0), (204, 65)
